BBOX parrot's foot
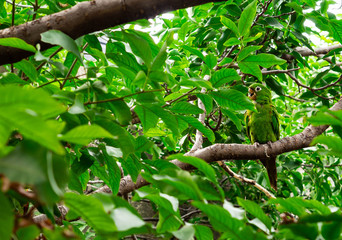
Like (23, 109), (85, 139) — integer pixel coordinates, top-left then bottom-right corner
(253, 142), (261, 147)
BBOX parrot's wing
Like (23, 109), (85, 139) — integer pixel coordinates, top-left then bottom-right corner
(271, 106), (280, 140)
(244, 110), (251, 141)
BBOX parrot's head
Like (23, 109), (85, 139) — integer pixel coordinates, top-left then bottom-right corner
(248, 83), (271, 104)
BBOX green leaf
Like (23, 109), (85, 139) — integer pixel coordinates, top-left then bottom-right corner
(194, 225), (214, 240)
(0, 37), (36, 52)
(269, 198), (307, 217)
(16, 225), (40, 240)
(196, 93), (213, 113)
(311, 135), (342, 157)
(192, 201), (247, 238)
(145, 169), (204, 201)
(169, 154), (217, 183)
(0, 72), (29, 85)
(241, 53), (287, 68)
(69, 93), (86, 114)
(182, 45), (204, 60)
(135, 104), (159, 132)
(238, 62), (262, 81)
(221, 16), (239, 37)
(329, 19), (342, 44)
(178, 115), (215, 142)
(60, 124), (113, 145)
(237, 197), (272, 230)
(0, 141), (46, 185)
(210, 68), (240, 88)
(41, 30), (83, 63)
(170, 101), (204, 114)
(238, 0), (257, 37)
(123, 31), (153, 69)
(96, 119), (134, 158)
(308, 109), (342, 126)
(173, 224), (195, 240)
(142, 104), (180, 137)
(0, 111), (64, 154)
(210, 89), (255, 111)
(64, 192), (117, 233)
(151, 33), (173, 71)
(223, 37), (241, 47)
(204, 53), (217, 69)
(237, 45), (263, 61)
(97, 94), (132, 126)
(102, 150), (122, 195)
(112, 207), (146, 232)
(221, 109), (242, 131)
(13, 60), (38, 82)
(0, 192), (14, 240)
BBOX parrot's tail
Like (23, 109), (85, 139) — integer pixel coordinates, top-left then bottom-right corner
(260, 157), (277, 191)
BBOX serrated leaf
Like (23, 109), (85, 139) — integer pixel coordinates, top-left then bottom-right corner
(178, 115), (215, 142)
(210, 68), (240, 88)
(221, 109), (242, 131)
(96, 119), (134, 158)
(242, 53), (286, 68)
(196, 94), (213, 113)
(13, 60), (38, 82)
(237, 197), (272, 230)
(41, 30), (83, 63)
(0, 37), (36, 52)
(143, 104), (180, 137)
(192, 201), (247, 238)
(221, 16), (239, 36)
(135, 104), (159, 132)
(169, 154), (217, 183)
(238, 0), (257, 37)
(311, 135), (342, 157)
(64, 192), (117, 233)
(238, 62), (262, 80)
(60, 124), (113, 145)
(0, 72), (28, 85)
(210, 89), (255, 111)
(237, 45), (263, 61)
(123, 31), (153, 69)
(182, 45), (204, 60)
(170, 101), (204, 114)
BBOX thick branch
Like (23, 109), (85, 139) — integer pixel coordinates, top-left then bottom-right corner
(117, 97), (342, 195)
(0, 0), (221, 65)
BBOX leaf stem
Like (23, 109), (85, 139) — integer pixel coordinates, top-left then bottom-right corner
(84, 89), (164, 105)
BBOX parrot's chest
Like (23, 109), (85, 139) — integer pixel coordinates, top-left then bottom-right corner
(248, 106), (276, 143)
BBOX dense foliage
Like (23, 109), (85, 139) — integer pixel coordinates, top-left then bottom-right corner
(0, 0), (342, 239)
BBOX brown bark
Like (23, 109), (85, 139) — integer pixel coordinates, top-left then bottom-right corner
(0, 0), (222, 65)
(115, 97), (342, 196)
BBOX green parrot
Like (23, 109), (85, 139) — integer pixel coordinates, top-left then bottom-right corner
(245, 83), (280, 190)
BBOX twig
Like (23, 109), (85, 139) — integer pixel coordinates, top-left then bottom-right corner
(283, 94), (307, 102)
(84, 89), (164, 105)
(287, 72), (338, 100)
(162, 87), (197, 107)
(181, 210), (201, 220)
(36, 47), (63, 71)
(264, 11), (296, 18)
(60, 43), (89, 89)
(218, 161), (276, 199)
(190, 88), (206, 152)
(262, 68), (300, 74)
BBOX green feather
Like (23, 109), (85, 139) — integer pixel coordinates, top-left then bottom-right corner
(245, 83), (280, 190)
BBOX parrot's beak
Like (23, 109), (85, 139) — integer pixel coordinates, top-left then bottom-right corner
(248, 88), (256, 100)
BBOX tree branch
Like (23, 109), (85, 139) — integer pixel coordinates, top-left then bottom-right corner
(0, 0), (222, 65)
(217, 161), (275, 199)
(116, 97), (342, 196)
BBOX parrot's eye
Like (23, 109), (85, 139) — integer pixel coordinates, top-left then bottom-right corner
(255, 86), (262, 92)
